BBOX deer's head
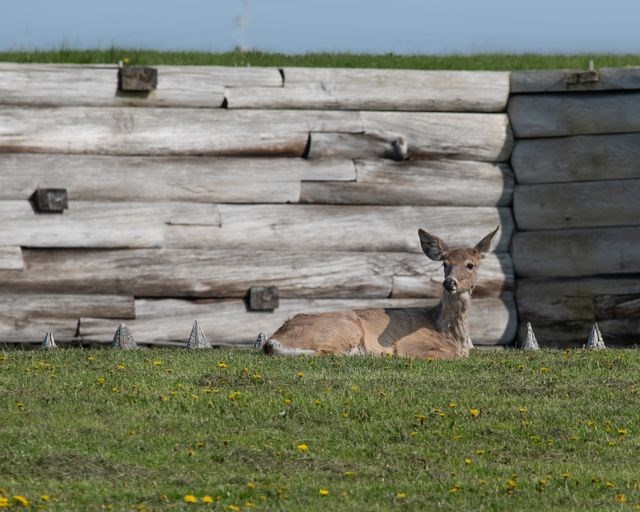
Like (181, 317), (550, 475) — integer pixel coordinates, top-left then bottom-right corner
(418, 227), (499, 295)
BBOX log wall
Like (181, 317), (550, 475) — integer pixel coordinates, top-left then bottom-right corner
(509, 68), (640, 346)
(0, 64), (516, 347)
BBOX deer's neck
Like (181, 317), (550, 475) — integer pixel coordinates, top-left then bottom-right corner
(435, 291), (472, 347)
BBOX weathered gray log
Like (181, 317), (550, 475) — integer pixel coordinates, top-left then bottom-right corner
(509, 92), (640, 138)
(360, 112), (513, 162)
(0, 154), (355, 204)
(517, 277), (640, 323)
(0, 63), (281, 108)
(391, 253), (514, 298)
(513, 179), (640, 230)
(0, 200), (219, 248)
(512, 227), (640, 278)
(0, 247), (24, 270)
(41, 332), (57, 350)
(3, 249), (512, 299)
(0, 107), (362, 156)
(165, 205), (514, 253)
(79, 295), (517, 346)
(585, 323), (606, 349)
(111, 323), (138, 350)
(511, 134), (640, 184)
(0, 294), (135, 319)
(305, 133), (394, 160)
(0, 317), (79, 342)
(511, 67), (640, 93)
(594, 294), (640, 319)
(520, 319), (640, 346)
(186, 320), (211, 349)
(301, 159), (514, 206)
(521, 322), (540, 350)
(226, 69), (509, 111)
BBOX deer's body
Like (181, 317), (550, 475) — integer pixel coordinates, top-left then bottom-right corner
(263, 227), (498, 360)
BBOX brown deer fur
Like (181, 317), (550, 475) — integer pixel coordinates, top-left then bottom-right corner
(263, 227), (499, 359)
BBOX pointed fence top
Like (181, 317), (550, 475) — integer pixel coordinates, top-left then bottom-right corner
(187, 320), (211, 349)
(255, 332), (267, 350)
(585, 323), (606, 350)
(521, 322), (540, 350)
(111, 323), (138, 350)
(42, 331), (57, 350)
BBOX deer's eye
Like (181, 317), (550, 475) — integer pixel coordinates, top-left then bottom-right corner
(466, 262), (474, 270)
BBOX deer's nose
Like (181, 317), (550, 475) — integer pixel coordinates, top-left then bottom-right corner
(443, 277), (458, 292)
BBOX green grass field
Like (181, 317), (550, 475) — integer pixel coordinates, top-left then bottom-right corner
(1, 48), (639, 70)
(1, 348), (639, 511)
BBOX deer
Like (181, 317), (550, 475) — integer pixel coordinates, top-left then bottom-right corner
(259, 226), (499, 360)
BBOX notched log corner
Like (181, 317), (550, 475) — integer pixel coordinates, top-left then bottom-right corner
(117, 67), (158, 94)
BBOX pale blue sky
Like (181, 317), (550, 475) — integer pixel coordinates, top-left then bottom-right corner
(1, 0), (639, 54)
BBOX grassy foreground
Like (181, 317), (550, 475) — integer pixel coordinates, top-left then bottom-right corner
(1, 48), (639, 70)
(1, 348), (639, 511)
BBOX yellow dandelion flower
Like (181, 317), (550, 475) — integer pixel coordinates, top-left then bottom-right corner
(244, 502), (255, 508)
(506, 479), (518, 489)
(464, 458), (472, 465)
(470, 408), (480, 417)
(40, 495), (50, 501)
(87, 356), (95, 362)
(228, 391), (240, 400)
(297, 371), (304, 377)
(518, 406), (527, 413)
(448, 485), (461, 494)
(152, 360), (162, 365)
(297, 443), (309, 452)
(183, 494), (198, 504)
(283, 398), (293, 405)
(448, 402), (457, 408)
(13, 496), (29, 507)
(617, 428), (628, 435)
(319, 488), (330, 496)
(15, 402), (24, 408)
(350, 385), (360, 392)
(202, 495), (214, 503)
(540, 367), (551, 373)
(117, 363), (126, 369)
(226, 505), (241, 512)
(246, 482), (256, 489)
(395, 491), (407, 499)
(615, 494), (627, 503)
(561, 472), (571, 479)
(476, 449), (485, 455)
(217, 362), (228, 369)
(96, 377), (105, 385)
(343, 471), (354, 477)
(606, 481), (615, 488)
(0, 497), (9, 508)
(123, 57), (130, 65)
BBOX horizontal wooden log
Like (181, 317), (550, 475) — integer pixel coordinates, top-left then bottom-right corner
(511, 67), (640, 93)
(227, 69), (509, 111)
(79, 295), (517, 346)
(514, 179), (640, 230)
(0, 317), (79, 343)
(0, 200), (220, 248)
(300, 159), (514, 206)
(0, 154), (355, 203)
(517, 277), (640, 322)
(594, 295), (640, 320)
(0, 294), (134, 319)
(164, 205), (514, 253)
(1, 249), (511, 299)
(360, 112), (513, 162)
(0, 247), (24, 270)
(0, 63), (281, 108)
(509, 92), (640, 138)
(391, 253), (514, 298)
(0, 107), (362, 156)
(512, 227), (640, 278)
(511, 134), (640, 184)
(305, 132), (390, 160)
(518, 320), (640, 347)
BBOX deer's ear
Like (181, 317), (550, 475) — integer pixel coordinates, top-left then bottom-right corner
(474, 226), (499, 257)
(418, 229), (450, 261)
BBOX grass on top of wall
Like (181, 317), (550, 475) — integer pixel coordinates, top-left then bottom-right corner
(1, 48), (640, 70)
(1, 347), (640, 511)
